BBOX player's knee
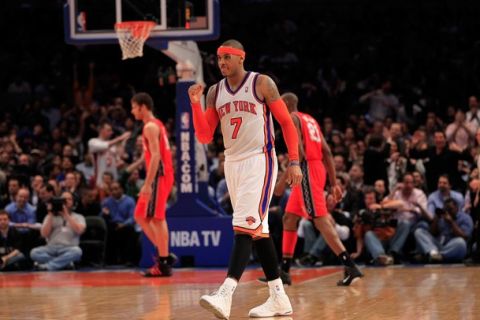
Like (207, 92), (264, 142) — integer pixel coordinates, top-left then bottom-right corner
(135, 215), (148, 226)
(150, 218), (167, 227)
(283, 213), (299, 229)
(313, 216), (332, 231)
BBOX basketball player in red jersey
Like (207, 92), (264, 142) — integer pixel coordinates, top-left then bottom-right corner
(277, 92), (363, 286)
(130, 92), (175, 277)
(189, 39), (302, 319)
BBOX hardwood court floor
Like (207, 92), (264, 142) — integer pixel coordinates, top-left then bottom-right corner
(1, 265), (479, 320)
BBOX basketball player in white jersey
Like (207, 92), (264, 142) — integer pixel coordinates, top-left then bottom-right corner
(88, 122), (130, 187)
(189, 39), (302, 319)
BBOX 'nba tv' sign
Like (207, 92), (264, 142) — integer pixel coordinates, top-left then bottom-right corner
(141, 217), (233, 267)
(168, 217), (233, 265)
(171, 230), (221, 247)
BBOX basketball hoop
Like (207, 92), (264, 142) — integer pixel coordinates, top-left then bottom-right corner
(114, 21), (156, 60)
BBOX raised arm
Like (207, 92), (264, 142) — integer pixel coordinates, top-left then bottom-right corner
(40, 213), (54, 238)
(359, 89), (378, 104)
(108, 131), (131, 147)
(62, 208), (86, 235)
(188, 84), (219, 144)
(88, 132), (130, 153)
(256, 74), (302, 186)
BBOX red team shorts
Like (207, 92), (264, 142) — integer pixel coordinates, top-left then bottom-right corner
(134, 175), (174, 220)
(285, 160), (328, 218)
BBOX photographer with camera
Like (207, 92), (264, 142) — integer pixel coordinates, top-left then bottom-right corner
(30, 192), (86, 271)
(427, 175), (464, 215)
(414, 198), (473, 262)
(352, 188), (399, 265)
(382, 173), (431, 261)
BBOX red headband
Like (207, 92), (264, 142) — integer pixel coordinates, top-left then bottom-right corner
(217, 46), (246, 59)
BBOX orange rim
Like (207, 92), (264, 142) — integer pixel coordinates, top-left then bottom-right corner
(115, 21), (156, 39)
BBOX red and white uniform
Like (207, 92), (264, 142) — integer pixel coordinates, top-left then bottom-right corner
(215, 72), (277, 237)
(285, 111), (328, 218)
(134, 118), (174, 220)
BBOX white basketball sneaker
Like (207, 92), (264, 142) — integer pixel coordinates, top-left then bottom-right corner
(249, 278), (293, 318)
(199, 278), (236, 320)
(248, 292), (293, 317)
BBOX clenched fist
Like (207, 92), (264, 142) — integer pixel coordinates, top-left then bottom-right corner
(188, 84), (204, 104)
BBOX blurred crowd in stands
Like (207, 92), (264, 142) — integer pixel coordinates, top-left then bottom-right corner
(1, 0), (480, 271)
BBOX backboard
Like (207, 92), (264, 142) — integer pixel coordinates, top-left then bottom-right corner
(64, 0), (220, 45)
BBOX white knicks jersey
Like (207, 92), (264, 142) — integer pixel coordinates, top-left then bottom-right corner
(215, 72), (275, 161)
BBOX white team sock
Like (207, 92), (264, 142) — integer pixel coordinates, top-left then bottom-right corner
(267, 278), (285, 295)
(220, 277), (238, 295)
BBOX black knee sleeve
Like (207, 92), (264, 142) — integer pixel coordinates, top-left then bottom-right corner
(227, 234), (253, 281)
(255, 237), (280, 281)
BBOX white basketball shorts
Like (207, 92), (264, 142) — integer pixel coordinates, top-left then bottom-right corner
(224, 150), (278, 237)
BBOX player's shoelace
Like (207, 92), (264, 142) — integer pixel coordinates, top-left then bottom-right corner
(210, 286), (230, 297)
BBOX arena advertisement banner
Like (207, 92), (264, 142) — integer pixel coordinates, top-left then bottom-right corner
(140, 217), (233, 267)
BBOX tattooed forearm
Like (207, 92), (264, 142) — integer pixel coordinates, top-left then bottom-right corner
(260, 75), (281, 103)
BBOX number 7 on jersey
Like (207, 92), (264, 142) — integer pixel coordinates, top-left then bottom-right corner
(230, 117), (243, 139)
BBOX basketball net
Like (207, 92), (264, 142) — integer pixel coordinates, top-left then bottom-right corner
(115, 21), (156, 60)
